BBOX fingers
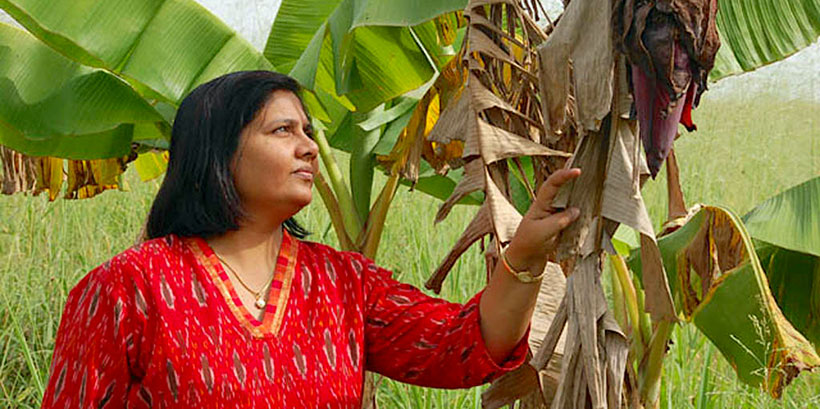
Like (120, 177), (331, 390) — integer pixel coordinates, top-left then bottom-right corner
(539, 207), (581, 239)
(533, 168), (581, 212)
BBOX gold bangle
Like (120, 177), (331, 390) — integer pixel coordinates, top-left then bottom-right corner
(500, 249), (544, 284)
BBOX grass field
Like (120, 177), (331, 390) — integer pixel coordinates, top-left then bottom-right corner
(0, 89), (818, 407)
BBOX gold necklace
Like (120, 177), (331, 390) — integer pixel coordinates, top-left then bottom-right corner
(213, 253), (275, 309)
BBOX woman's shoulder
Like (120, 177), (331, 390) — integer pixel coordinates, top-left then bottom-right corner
(296, 238), (346, 260)
(109, 235), (187, 271)
(295, 238), (391, 286)
(72, 235), (188, 294)
(296, 239), (373, 267)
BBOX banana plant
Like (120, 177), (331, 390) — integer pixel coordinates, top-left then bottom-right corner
(264, 0), (476, 262)
(612, 176), (820, 408)
(414, 0), (820, 408)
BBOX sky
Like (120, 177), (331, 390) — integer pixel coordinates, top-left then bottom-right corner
(1, 1), (818, 103)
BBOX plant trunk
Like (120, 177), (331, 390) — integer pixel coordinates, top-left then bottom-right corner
(637, 320), (673, 409)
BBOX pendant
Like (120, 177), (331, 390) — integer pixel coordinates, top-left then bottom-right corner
(255, 297), (266, 309)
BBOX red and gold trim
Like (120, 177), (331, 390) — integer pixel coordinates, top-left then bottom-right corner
(186, 230), (298, 338)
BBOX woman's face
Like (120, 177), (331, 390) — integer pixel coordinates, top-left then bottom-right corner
(232, 90), (319, 225)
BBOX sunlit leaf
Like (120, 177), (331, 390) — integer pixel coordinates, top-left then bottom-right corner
(711, 0), (820, 81)
(743, 177), (820, 257)
(0, 23), (162, 160)
(266, 0), (466, 112)
(0, 0), (272, 105)
(134, 150), (169, 182)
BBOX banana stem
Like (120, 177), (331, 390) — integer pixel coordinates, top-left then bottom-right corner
(314, 172), (356, 251)
(361, 172), (400, 260)
(636, 284), (653, 349)
(610, 254), (645, 358)
(350, 109), (381, 226)
(610, 259), (628, 331)
(314, 127), (362, 241)
(639, 320), (674, 409)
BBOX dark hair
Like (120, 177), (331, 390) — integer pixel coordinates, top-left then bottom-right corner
(146, 71), (310, 240)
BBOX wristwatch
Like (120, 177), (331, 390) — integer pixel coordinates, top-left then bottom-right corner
(500, 249), (545, 283)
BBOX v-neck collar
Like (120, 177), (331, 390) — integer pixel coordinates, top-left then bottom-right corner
(185, 230), (298, 339)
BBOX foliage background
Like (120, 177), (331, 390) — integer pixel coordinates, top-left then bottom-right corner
(1, 1), (819, 408)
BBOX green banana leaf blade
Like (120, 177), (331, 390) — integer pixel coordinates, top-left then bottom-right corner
(627, 206), (820, 397)
(0, 23), (163, 159)
(711, 0), (820, 81)
(0, 0), (272, 106)
(266, 0), (464, 112)
(743, 176), (820, 352)
(743, 177), (820, 258)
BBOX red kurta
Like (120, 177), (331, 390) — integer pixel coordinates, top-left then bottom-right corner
(41, 231), (528, 408)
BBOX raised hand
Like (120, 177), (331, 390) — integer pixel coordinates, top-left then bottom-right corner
(504, 168), (582, 275)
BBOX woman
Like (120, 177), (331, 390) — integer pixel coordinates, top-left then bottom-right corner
(41, 71), (580, 408)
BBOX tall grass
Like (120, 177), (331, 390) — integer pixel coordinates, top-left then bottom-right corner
(0, 92), (818, 407)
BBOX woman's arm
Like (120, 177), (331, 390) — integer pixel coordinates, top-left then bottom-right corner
(355, 169), (580, 387)
(478, 168), (581, 363)
(355, 253), (530, 389)
(42, 251), (149, 408)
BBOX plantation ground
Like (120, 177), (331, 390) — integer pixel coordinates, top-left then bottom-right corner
(1, 90), (818, 407)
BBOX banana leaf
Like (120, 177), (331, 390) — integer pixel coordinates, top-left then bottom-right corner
(743, 176), (820, 258)
(0, 0), (272, 106)
(626, 205), (820, 397)
(134, 150), (169, 182)
(0, 23), (162, 159)
(743, 176), (820, 351)
(711, 0), (820, 81)
(399, 161), (482, 205)
(266, 0), (465, 112)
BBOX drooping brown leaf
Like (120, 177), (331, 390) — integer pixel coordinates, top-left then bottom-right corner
(484, 167), (522, 244)
(538, 0), (615, 136)
(550, 254), (628, 409)
(551, 127), (611, 262)
(429, 77), (567, 166)
(377, 53), (467, 181)
(435, 159), (484, 223)
(482, 363), (542, 409)
(428, 0), (566, 279)
(1, 145), (38, 195)
(482, 263), (567, 408)
(426, 204), (493, 293)
(0, 145), (132, 200)
(601, 106), (676, 322)
(660, 148), (690, 235)
(548, 49), (676, 322)
(426, 0), (562, 291)
(64, 156), (129, 199)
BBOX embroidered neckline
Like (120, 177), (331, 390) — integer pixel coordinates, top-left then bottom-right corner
(185, 231), (298, 338)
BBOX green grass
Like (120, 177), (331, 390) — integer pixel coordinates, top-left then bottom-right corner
(0, 92), (818, 408)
